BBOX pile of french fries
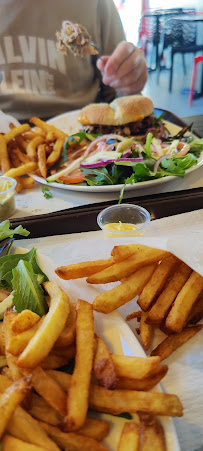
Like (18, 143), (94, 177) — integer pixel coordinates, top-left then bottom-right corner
(0, 118), (68, 193)
(56, 243), (203, 360)
(0, 279), (183, 450)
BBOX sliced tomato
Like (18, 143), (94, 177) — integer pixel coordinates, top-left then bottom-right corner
(58, 174), (86, 184)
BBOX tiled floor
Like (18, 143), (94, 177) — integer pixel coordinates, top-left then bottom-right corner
(142, 52), (203, 118)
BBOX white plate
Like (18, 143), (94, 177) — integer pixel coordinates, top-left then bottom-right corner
(14, 245), (180, 451)
(32, 111), (203, 193)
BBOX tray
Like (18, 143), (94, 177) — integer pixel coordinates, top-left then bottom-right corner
(10, 187), (203, 238)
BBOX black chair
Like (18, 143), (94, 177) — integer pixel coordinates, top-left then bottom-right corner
(158, 9), (203, 91)
(169, 18), (203, 91)
(139, 14), (161, 70)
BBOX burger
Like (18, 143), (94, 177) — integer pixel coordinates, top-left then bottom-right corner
(77, 95), (167, 139)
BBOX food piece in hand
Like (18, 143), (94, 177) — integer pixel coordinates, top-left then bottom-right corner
(56, 20), (98, 57)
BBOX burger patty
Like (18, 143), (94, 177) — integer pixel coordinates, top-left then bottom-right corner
(80, 115), (167, 138)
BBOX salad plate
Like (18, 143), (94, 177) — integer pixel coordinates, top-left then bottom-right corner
(31, 110), (203, 193)
(12, 245), (180, 451)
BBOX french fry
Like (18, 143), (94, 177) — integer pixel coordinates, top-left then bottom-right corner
(0, 355), (7, 367)
(55, 303), (76, 348)
(0, 321), (5, 354)
(30, 394), (109, 441)
(55, 257), (115, 280)
(5, 162), (38, 178)
(13, 147), (31, 164)
(0, 376), (31, 438)
(77, 417), (110, 441)
(116, 365), (168, 390)
(4, 124), (30, 143)
(24, 131), (41, 140)
(7, 320), (42, 356)
(30, 117), (67, 140)
(89, 384), (183, 417)
(146, 262), (192, 324)
(46, 130), (56, 141)
(47, 138), (64, 167)
(117, 422), (140, 451)
(87, 250), (170, 284)
(41, 346), (76, 370)
(165, 271), (203, 332)
(27, 136), (44, 161)
(0, 375), (60, 450)
(126, 311), (142, 321)
(23, 366), (67, 417)
(65, 299), (94, 431)
(138, 412), (167, 450)
(39, 421), (108, 451)
(1, 367), (12, 379)
(187, 293), (203, 324)
(7, 406), (60, 450)
(93, 265), (156, 313)
(48, 369), (183, 416)
(112, 244), (152, 261)
(0, 134), (10, 173)
(2, 435), (48, 451)
(21, 176), (35, 189)
(112, 354), (160, 379)
(4, 309), (22, 380)
(15, 135), (29, 153)
(138, 255), (178, 311)
(29, 393), (63, 425)
(140, 311), (153, 351)
(11, 309), (40, 334)
(94, 337), (116, 389)
(15, 176), (23, 194)
(17, 282), (70, 368)
(9, 150), (21, 168)
(37, 143), (47, 178)
(151, 325), (203, 360)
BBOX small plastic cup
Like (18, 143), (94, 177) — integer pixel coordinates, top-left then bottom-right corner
(97, 204), (151, 237)
(0, 177), (17, 220)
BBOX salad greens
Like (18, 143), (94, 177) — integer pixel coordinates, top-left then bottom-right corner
(0, 220), (29, 242)
(12, 260), (48, 316)
(0, 221), (49, 317)
(42, 185), (53, 199)
(46, 126), (203, 190)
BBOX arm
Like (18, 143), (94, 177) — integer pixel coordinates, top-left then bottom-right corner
(96, 0), (148, 97)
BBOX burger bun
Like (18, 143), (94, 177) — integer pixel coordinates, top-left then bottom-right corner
(78, 95), (154, 126)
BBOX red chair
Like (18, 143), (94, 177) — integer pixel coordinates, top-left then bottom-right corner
(189, 55), (203, 106)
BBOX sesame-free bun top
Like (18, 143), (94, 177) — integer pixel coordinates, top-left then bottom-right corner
(78, 95), (154, 126)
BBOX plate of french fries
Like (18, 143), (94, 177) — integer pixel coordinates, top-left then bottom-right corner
(0, 244), (185, 450)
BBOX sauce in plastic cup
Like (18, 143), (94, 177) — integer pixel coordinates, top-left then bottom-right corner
(0, 177), (16, 220)
(97, 204), (151, 238)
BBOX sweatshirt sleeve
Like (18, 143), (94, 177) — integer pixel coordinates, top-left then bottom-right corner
(98, 0), (126, 55)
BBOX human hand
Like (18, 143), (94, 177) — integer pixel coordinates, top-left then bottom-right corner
(96, 42), (148, 96)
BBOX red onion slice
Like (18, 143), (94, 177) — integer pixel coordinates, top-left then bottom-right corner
(84, 134), (125, 157)
(62, 20), (79, 38)
(81, 156), (144, 169)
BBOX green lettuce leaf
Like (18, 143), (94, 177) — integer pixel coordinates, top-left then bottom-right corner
(82, 167), (117, 186)
(0, 220), (29, 242)
(0, 248), (48, 290)
(189, 138), (203, 158)
(12, 260), (48, 316)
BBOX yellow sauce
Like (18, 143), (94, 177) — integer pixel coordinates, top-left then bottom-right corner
(103, 221), (144, 237)
(104, 221), (138, 232)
